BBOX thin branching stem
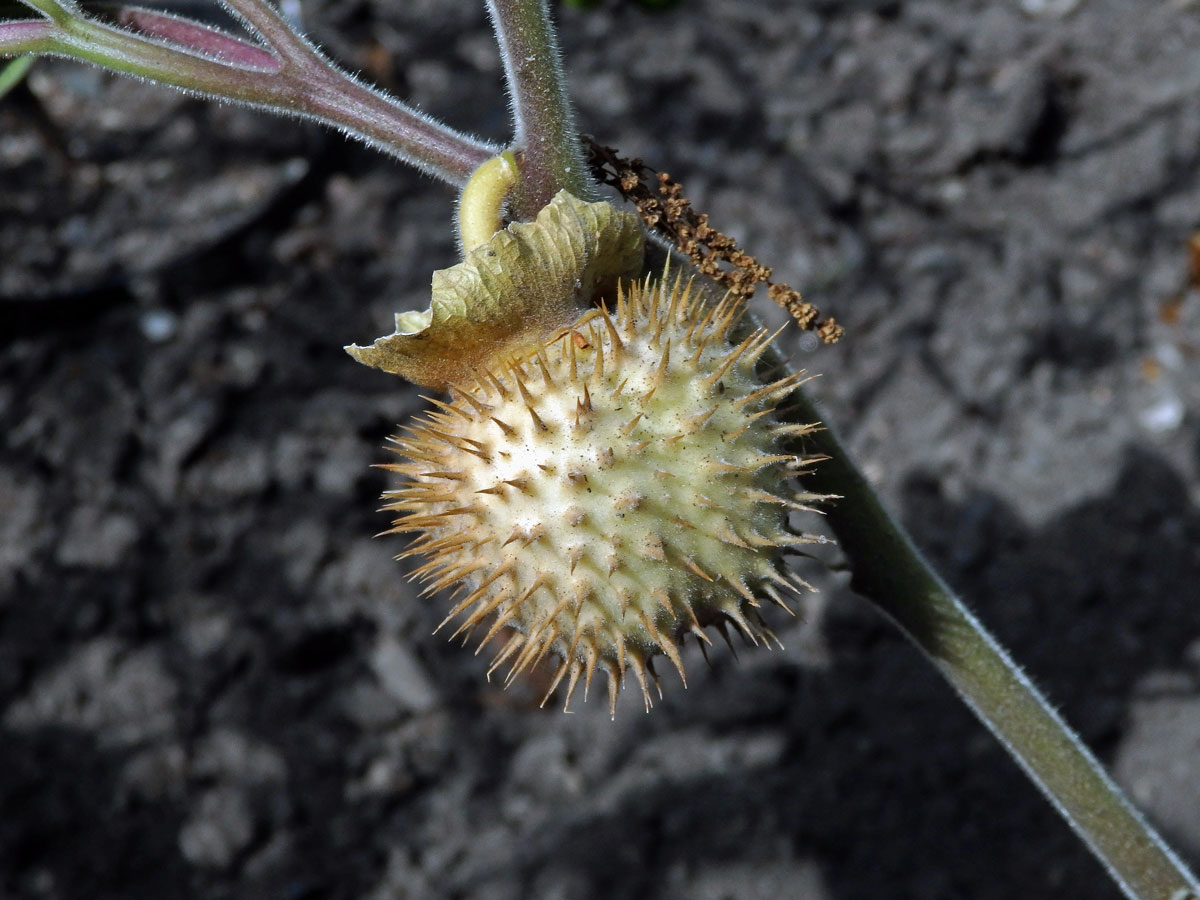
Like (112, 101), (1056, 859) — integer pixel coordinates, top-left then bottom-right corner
(771, 352), (1200, 900)
(0, 0), (497, 184)
(220, 0), (311, 67)
(486, 0), (595, 216)
(16, 0), (75, 25)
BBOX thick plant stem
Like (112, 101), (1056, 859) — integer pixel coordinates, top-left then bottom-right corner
(485, 0), (594, 217)
(782, 384), (1200, 900)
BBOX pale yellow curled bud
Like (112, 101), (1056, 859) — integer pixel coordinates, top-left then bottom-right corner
(456, 150), (519, 252)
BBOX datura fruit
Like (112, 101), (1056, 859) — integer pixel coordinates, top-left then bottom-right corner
(348, 190), (826, 715)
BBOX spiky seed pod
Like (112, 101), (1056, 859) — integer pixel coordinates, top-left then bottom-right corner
(381, 275), (827, 714)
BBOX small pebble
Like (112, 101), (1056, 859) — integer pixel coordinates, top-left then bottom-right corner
(178, 787), (255, 869)
(1020, 0), (1083, 16)
(370, 637), (440, 715)
(140, 309), (178, 343)
(1139, 394), (1184, 433)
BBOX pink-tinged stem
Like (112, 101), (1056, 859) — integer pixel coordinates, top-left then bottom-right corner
(0, 18), (53, 50)
(219, 0), (310, 70)
(1, 0), (496, 185)
(115, 8), (280, 70)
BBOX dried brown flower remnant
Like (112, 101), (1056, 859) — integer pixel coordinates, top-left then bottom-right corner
(1187, 231), (1200, 293)
(585, 137), (844, 343)
(347, 192), (644, 389)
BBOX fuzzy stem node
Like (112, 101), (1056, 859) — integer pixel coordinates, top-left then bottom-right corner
(486, 0), (596, 217)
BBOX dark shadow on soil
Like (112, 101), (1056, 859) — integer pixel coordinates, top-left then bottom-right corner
(0, 728), (188, 900)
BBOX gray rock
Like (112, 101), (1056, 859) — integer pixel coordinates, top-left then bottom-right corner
(5, 638), (177, 748)
(0, 467), (46, 596)
(192, 727), (288, 786)
(55, 506), (141, 568)
(1115, 670), (1200, 858)
(178, 786), (257, 869)
(369, 636), (441, 715)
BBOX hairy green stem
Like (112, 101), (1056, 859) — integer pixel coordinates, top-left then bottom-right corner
(0, 0), (496, 184)
(781, 373), (1200, 899)
(485, 0), (594, 217)
(16, 0), (73, 24)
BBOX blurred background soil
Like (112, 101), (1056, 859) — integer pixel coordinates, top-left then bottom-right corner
(3, 0), (1200, 897)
